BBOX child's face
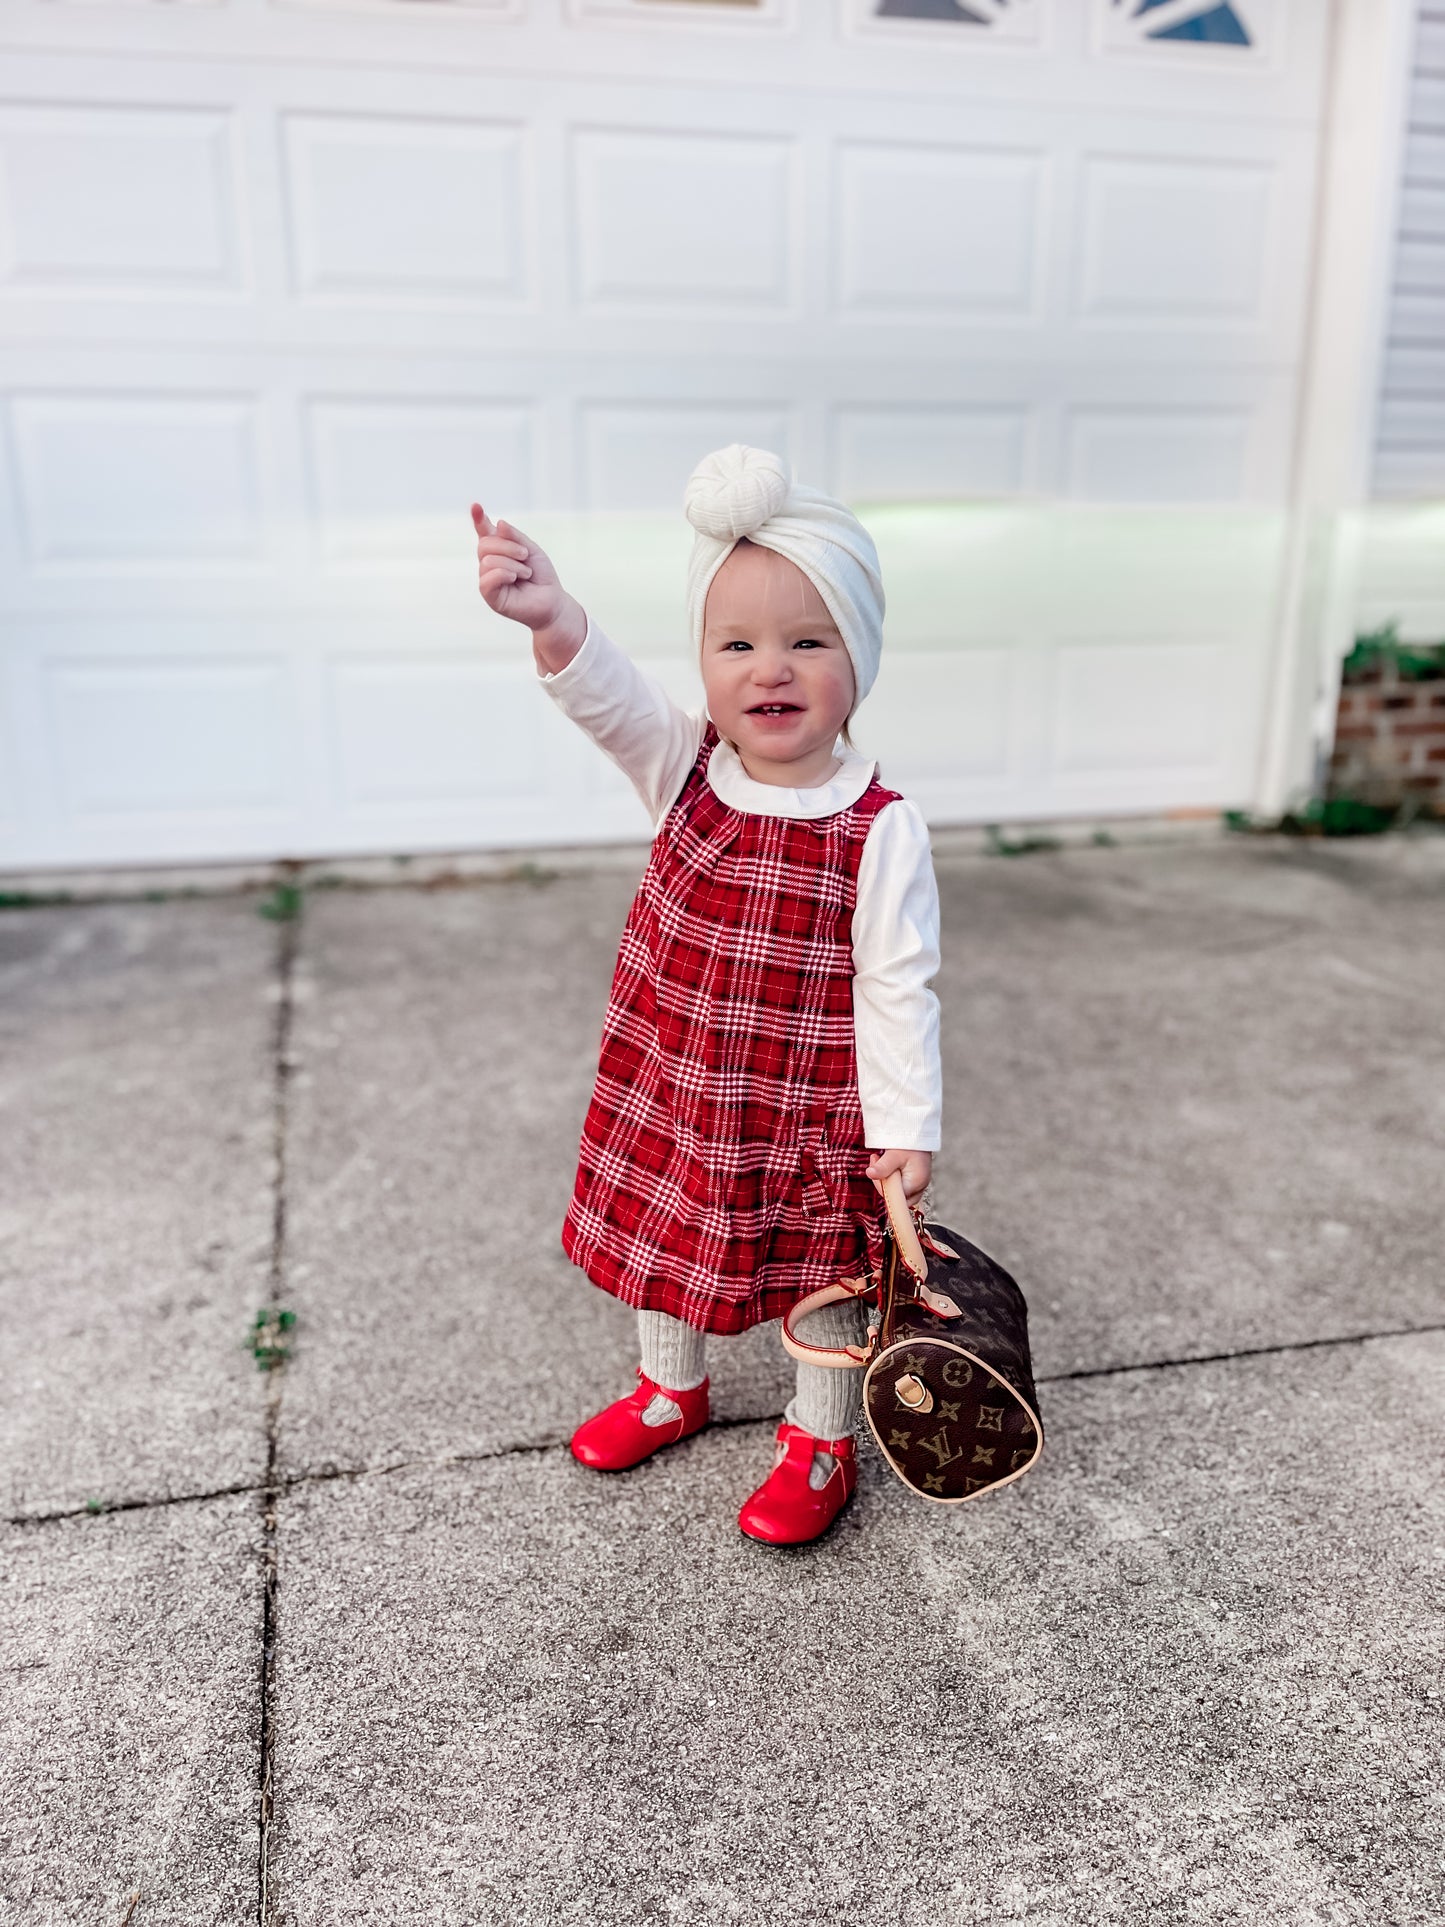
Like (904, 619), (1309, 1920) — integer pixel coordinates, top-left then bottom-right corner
(701, 540), (856, 770)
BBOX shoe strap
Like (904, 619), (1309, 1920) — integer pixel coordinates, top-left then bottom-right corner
(634, 1367), (706, 1404)
(777, 1421), (855, 1461)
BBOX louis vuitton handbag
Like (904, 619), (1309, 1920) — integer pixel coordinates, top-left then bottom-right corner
(781, 1172), (1044, 1504)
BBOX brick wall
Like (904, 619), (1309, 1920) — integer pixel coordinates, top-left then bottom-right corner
(1330, 666), (1445, 813)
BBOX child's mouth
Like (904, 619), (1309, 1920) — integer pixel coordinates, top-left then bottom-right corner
(748, 703), (802, 718)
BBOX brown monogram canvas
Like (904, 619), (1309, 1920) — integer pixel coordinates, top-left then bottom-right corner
(861, 1221), (1043, 1505)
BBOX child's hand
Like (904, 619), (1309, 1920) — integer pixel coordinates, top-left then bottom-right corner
(470, 503), (586, 670)
(867, 1148), (932, 1208)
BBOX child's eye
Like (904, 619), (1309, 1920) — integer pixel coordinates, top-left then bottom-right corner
(793, 638), (822, 649)
(723, 639), (752, 652)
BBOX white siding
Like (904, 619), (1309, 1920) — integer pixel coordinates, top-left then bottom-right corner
(1373, 2), (1445, 498)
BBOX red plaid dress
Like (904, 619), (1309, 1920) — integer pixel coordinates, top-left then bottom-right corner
(563, 725), (899, 1334)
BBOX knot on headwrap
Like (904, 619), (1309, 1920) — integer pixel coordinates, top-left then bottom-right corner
(683, 445), (885, 713)
(684, 444), (790, 541)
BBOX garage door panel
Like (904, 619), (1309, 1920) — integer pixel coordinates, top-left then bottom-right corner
(1051, 639), (1232, 778)
(1041, 508), (1285, 625)
(0, 62), (1318, 363)
(326, 658), (547, 811)
(861, 649), (1015, 787)
(305, 397), (539, 561)
(1074, 154), (1277, 326)
(834, 141), (1047, 320)
(571, 126), (797, 315)
(10, 392), (265, 569)
(1063, 407), (1253, 503)
(0, 2), (1325, 118)
(830, 404), (1038, 501)
(282, 111), (533, 306)
(0, 358), (1296, 603)
(47, 655), (297, 823)
(577, 401), (796, 511)
(0, 101), (241, 291)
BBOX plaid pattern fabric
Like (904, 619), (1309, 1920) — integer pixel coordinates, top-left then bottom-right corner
(563, 726), (901, 1335)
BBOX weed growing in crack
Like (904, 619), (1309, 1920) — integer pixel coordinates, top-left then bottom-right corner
(985, 825), (1063, 859)
(258, 882), (303, 923)
(0, 888), (75, 909)
(251, 1309), (297, 1370)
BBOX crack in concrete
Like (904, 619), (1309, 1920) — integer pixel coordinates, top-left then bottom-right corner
(5, 1477), (266, 1528)
(1, 1446), (571, 1530)
(256, 902), (299, 1927)
(1036, 1321), (1445, 1384)
(8, 1318), (1443, 1532)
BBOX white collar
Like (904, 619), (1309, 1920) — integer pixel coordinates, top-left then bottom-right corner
(706, 735), (878, 819)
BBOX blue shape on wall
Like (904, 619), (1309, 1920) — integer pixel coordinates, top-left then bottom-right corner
(1126, 0), (1252, 43)
(876, 0), (999, 20)
(1151, 4), (1250, 40)
(878, 0), (1251, 41)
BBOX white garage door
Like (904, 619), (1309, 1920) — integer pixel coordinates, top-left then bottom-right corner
(0, 0), (1333, 867)
(1373, 0), (1445, 500)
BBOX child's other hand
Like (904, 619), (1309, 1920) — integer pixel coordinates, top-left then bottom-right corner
(470, 503), (586, 669)
(867, 1148), (932, 1208)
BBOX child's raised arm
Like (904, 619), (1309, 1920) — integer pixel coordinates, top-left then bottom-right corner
(471, 503), (586, 674)
(471, 501), (705, 823)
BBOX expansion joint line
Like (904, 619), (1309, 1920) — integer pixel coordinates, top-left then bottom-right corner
(7, 1321), (1445, 1534)
(1036, 1321), (1445, 1385)
(257, 900), (299, 1927)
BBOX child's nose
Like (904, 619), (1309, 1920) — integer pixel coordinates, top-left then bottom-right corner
(754, 653), (792, 684)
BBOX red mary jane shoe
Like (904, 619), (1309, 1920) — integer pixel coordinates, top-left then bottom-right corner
(737, 1422), (857, 1546)
(570, 1369), (710, 1473)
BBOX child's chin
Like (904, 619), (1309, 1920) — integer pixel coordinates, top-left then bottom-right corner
(741, 721), (824, 754)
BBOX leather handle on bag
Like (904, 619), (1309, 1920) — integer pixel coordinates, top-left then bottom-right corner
(779, 1278), (874, 1370)
(778, 1170), (930, 1370)
(881, 1169), (928, 1283)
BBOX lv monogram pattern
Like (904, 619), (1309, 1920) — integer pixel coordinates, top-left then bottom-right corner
(862, 1219), (1043, 1505)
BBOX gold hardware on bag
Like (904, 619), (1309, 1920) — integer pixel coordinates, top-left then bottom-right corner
(894, 1373), (932, 1413)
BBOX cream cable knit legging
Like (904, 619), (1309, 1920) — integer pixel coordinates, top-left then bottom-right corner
(637, 1301), (866, 1443)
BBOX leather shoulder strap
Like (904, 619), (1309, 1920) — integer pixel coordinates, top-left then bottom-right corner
(780, 1278), (874, 1369)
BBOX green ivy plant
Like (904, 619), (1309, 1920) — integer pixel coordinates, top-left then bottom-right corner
(1342, 622), (1445, 684)
(1225, 794), (1431, 839)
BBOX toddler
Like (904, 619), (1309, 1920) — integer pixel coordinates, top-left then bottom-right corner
(471, 444), (941, 1544)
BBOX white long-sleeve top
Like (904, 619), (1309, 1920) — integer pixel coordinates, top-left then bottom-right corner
(539, 619), (942, 1152)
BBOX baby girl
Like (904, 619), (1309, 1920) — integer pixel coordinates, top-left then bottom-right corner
(471, 444), (940, 1544)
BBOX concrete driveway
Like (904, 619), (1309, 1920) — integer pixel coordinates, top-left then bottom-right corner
(2, 834), (1442, 1927)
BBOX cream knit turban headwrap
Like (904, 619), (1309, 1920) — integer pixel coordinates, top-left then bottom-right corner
(684, 445), (885, 713)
